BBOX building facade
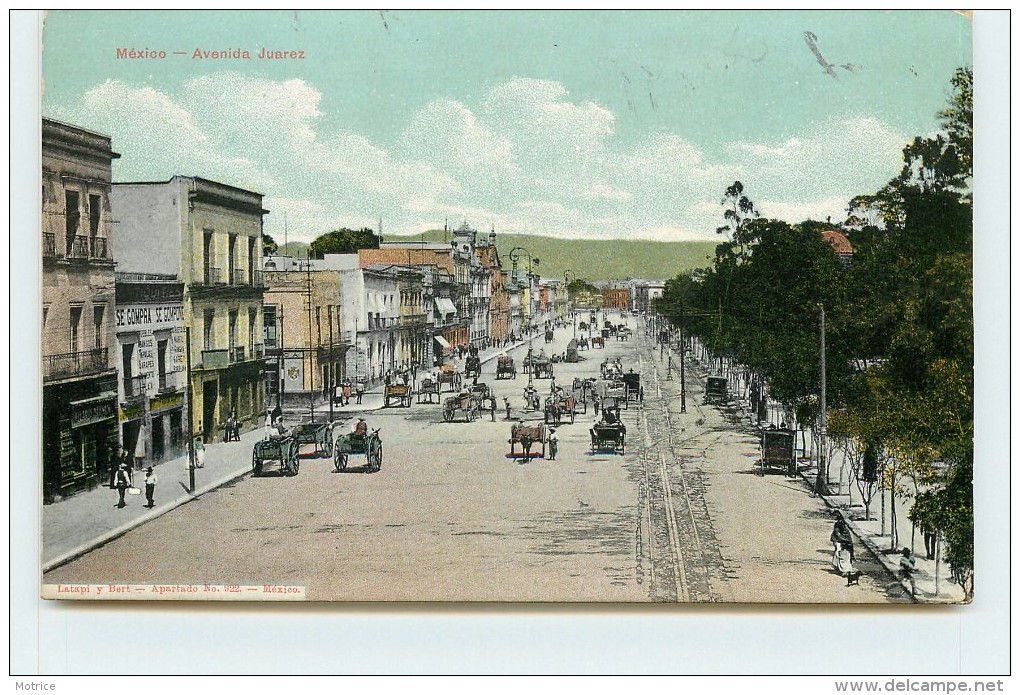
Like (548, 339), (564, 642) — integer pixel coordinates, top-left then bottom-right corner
(42, 119), (120, 501)
(262, 259), (347, 406)
(110, 176), (268, 442)
(114, 275), (188, 466)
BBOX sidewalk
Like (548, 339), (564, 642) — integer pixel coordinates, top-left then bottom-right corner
(677, 342), (966, 604)
(42, 427), (267, 572)
(42, 334), (538, 574)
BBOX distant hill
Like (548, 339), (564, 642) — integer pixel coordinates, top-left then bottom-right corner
(387, 230), (716, 282)
(278, 241), (310, 257)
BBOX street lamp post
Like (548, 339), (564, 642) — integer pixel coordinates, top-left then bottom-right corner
(564, 270), (576, 337)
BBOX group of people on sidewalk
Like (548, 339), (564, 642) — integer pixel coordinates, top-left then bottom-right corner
(830, 515), (918, 596)
(112, 460), (157, 510)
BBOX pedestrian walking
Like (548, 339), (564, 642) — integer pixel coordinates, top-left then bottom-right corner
(264, 410), (275, 440)
(899, 547), (918, 596)
(489, 396), (497, 422)
(503, 397), (512, 421)
(341, 380), (352, 406)
(548, 429), (558, 461)
(355, 379), (365, 404)
(144, 466), (157, 508)
(108, 447), (121, 488)
(224, 412), (236, 442)
(114, 464), (130, 508)
(193, 437), (206, 469)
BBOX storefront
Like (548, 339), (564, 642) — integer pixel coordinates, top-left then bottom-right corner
(43, 376), (119, 502)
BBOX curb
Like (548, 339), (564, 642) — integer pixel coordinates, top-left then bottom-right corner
(42, 464), (253, 574)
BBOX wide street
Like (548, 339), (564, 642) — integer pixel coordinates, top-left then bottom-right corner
(44, 312), (910, 603)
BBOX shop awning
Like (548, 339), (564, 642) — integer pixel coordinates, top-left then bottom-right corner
(434, 335), (452, 349)
(436, 298), (457, 316)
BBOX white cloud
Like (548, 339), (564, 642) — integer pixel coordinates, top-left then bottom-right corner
(52, 77), (910, 243)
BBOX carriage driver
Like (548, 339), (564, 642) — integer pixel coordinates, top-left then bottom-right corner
(350, 417), (369, 443)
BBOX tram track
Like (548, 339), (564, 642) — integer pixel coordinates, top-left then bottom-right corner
(636, 328), (729, 602)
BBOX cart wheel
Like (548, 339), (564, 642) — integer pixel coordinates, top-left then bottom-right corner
(443, 409), (454, 422)
(334, 452), (348, 472)
(253, 457), (263, 477)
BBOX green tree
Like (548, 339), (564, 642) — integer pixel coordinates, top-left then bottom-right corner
(262, 233), (278, 256)
(308, 227), (380, 258)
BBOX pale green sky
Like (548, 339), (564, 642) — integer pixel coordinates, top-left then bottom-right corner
(42, 10), (971, 242)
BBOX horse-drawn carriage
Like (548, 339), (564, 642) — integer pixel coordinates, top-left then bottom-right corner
(289, 421), (337, 458)
(591, 335), (605, 349)
(469, 382), (491, 401)
(443, 392), (481, 422)
(601, 359), (622, 380)
(333, 428), (383, 473)
(621, 371), (643, 404)
(532, 355), (554, 379)
(544, 329), (554, 343)
(417, 377), (441, 404)
(252, 434), (300, 476)
(705, 376), (728, 405)
(617, 326), (633, 341)
(577, 336), (589, 351)
(590, 420), (626, 454)
(544, 392), (577, 425)
(509, 422), (547, 461)
(759, 427), (797, 476)
(437, 363), (463, 392)
(384, 383), (413, 407)
(495, 355), (516, 380)
(464, 355), (482, 379)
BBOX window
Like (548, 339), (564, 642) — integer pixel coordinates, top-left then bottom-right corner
(122, 342), (135, 380)
(93, 305), (104, 348)
(203, 231), (214, 284)
(69, 305), (82, 352)
(88, 194), (101, 236)
(228, 309), (238, 348)
(248, 309), (257, 350)
(157, 338), (168, 390)
(263, 305), (278, 348)
(203, 309), (214, 350)
(65, 191), (80, 254)
(248, 237), (256, 284)
(228, 234), (237, 284)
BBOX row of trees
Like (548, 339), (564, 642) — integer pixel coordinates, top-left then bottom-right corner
(263, 228), (381, 258)
(654, 68), (974, 597)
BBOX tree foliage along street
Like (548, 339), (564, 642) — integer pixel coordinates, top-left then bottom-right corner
(654, 68), (973, 597)
(308, 227), (380, 258)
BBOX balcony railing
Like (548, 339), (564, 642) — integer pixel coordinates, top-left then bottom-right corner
(202, 266), (223, 285)
(229, 346), (246, 363)
(122, 374), (147, 401)
(68, 235), (90, 258)
(43, 348), (109, 381)
(91, 237), (109, 259)
(43, 233), (56, 258)
(231, 268), (246, 285)
(251, 343), (264, 359)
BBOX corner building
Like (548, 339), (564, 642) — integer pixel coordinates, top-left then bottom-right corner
(110, 177), (268, 442)
(41, 119), (120, 501)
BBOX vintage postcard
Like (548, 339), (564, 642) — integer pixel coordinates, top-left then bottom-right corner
(39, 10), (974, 603)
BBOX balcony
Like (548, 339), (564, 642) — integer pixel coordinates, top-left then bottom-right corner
(91, 237), (109, 259)
(43, 348), (109, 381)
(157, 370), (181, 393)
(229, 346), (246, 363)
(201, 348), (229, 369)
(231, 268), (247, 285)
(43, 233), (56, 258)
(122, 374), (147, 402)
(68, 235), (90, 258)
(251, 343), (264, 359)
(202, 266), (223, 285)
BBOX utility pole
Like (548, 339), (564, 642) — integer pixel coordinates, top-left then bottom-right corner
(328, 303), (334, 422)
(815, 303), (828, 496)
(278, 308), (285, 408)
(679, 304), (687, 413)
(306, 257), (314, 424)
(184, 326), (195, 493)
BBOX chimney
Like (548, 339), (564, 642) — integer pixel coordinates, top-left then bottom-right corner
(489, 225), (496, 248)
